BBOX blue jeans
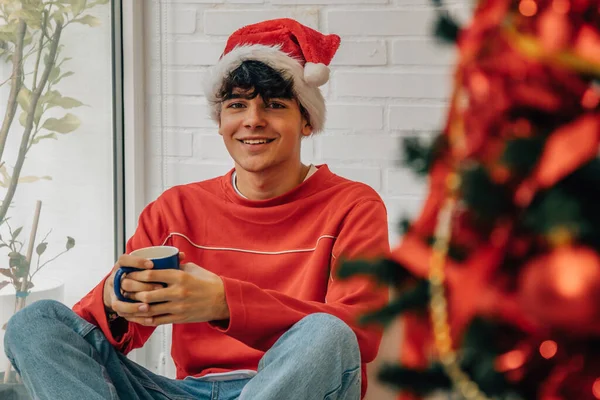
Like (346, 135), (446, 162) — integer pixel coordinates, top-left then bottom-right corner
(4, 300), (361, 400)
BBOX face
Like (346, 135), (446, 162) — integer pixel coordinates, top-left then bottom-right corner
(218, 89), (313, 174)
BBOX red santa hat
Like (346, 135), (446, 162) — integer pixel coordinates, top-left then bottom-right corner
(204, 18), (341, 133)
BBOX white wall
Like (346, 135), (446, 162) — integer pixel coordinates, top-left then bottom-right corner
(142, 1), (471, 399)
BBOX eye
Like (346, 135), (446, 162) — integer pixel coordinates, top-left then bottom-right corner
(226, 102), (245, 109)
(267, 102), (286, 109)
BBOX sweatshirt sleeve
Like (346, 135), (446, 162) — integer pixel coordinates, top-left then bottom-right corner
(212, 200), (390, 363)
(72, 199), (168, 354)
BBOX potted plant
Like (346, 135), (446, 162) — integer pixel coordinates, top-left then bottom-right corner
(0, 0), (109, 393)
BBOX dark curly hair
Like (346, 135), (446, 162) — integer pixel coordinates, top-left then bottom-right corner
(216, 60), (309, 122)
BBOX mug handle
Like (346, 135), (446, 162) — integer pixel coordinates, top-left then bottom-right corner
(113, 268), (135, 303)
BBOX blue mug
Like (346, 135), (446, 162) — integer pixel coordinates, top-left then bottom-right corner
(113, 245), (179, 303)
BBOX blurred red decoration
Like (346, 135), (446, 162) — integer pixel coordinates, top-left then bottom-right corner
(519, 0), (539, 16)
(518, 246), (600, 335)
(539, 340), (558, 359)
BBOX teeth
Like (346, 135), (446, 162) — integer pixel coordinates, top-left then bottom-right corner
(242, 139), (270, 144)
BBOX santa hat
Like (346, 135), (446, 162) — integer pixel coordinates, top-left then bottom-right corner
(204, 18), (341, 133)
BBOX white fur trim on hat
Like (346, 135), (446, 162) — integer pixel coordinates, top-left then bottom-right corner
(203, 45), (327, 133)
(304, 63), (330, 87)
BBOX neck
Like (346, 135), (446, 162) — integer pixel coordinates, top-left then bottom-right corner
(235, 162), (310, 201)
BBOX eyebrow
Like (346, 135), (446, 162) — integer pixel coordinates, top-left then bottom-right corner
(225, 93), (292, 102)
(225, 93), (252, 100)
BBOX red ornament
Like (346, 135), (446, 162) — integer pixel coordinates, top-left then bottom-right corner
(518, 246), (600, 336)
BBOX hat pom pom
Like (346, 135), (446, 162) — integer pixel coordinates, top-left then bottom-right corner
(304, 62), (330, 87)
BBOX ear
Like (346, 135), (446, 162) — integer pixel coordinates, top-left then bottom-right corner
(301, 119), (313, 137)
(301, 122), (312, 137)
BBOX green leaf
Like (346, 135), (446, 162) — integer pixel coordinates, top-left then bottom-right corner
(8, 252), (28, 278)
(40, 89), (59, 104)
(49, 66), (60, 83)
(73, 14), (101, 27)
(0, 23), (17, 35)
(11, 227), (22, 240)
(53, 71), (74, 85)
(18, 175), (52, 183)
(42, 113), (81, 133)
(57, 57), (73, 68)
(67, 0), (87, 15)
(35, 242), (47, 256)
(9, 9), (43, 29)
(17, 87), (32, 111)
(0, 164), (10, 182)
(48, 96), (84, 109)
(19, 111), (28, 127)
(0, 32), (15, 43)
(32, 132), (58, 144)
(66, 236), (75, 250)
(52, 10), (65, 25)
(34, 102), (44, 124)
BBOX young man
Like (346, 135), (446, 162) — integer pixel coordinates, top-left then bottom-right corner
(4, 19), (389, 399)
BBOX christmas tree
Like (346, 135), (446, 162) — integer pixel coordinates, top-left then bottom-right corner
(340, 1), (600, 399)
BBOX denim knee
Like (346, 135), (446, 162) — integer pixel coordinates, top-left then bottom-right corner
(296, 313), (360, 359)
(4, 299), (69, 357)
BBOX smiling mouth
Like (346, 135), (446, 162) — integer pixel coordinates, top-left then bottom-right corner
(238, 139), (276, 145)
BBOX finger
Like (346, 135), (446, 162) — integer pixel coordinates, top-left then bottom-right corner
(118, 253), (154, 270)
(127, 287), (177, 305)
(112, 299), (150, 315)
(141, 314), (180, 327)
(121, 278), (162, 293)
(128, 269), (182, 285)
(122, 316), (158, 326)
(179, 252), (186, 262)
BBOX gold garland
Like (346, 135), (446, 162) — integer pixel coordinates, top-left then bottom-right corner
(504, 26), (600, 79)
(428, 172), (493, 400)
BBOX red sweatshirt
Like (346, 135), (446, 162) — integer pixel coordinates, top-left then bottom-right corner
(73, 165), (390, 398)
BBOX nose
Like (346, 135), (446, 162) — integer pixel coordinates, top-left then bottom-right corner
(243, 104), (266, 129)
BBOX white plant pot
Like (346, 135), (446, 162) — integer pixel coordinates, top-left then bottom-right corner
(0, 277), (64, 374)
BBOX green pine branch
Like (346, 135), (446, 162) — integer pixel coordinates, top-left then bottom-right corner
(359, 280), (430, 326)
(377, 363), (451, 394)
(338, 258), (413, 287)
(501, 137), (545, 177)
(401, 135), (444, 176)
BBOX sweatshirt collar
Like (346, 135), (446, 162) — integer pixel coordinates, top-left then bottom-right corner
(221, 164), (333, 207)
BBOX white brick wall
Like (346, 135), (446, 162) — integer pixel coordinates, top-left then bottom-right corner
(144, 2), (469, 396)
(142, 0), (469, 255)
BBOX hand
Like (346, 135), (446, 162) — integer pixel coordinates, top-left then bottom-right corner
(123, 262), (229, 326)
(102, 252), (186, 322)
